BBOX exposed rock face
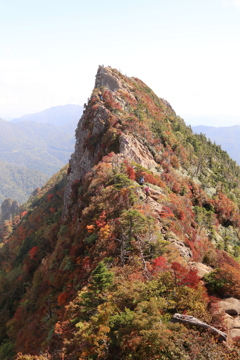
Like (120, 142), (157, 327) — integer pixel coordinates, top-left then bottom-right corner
(189, 262), (213, 278)
(118, 134), (158, 171)
(63, 103), (109, 218)
(95, 66), (134, 94)
(219, 298), (240, 339)
(63, 66), (160, 219)
(0, 198), (20, 222)
(168, 236), (192, 261)
(62, 65), (193, 260)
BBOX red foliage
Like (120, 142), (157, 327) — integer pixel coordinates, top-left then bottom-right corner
(213, 192), (240, 227)
(160, 206), (174, 218)
(82, 256), (91, 269)
(57, 292), (69, 306)
(172, 181), (181, 194)
(184, 236), (210, 262)
(29, 246), (39, 260)
(216, 250), (240, 269)
(177, 210), (186, 221)
(171, 262), (200, 288)
(16, 225), (27, 241)
(150, 256), (168, 275)
(140, 171), (164, 187)
(126, 166), (136, 180)
(103, 90), (122, 111)
(96, 210), (107, 228)
(47, 194), (54, 202)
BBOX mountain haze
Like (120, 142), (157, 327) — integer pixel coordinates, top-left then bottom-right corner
(0, 117), (76, 176)
(0, 105), (82, 207)
(11, 104), (83, 130)
(185, 114), (240, 127)
(1, 67), (240, 359)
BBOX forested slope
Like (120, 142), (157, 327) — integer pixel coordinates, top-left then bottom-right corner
(0, 117), (76, 177)
(0, 161), (48, 204)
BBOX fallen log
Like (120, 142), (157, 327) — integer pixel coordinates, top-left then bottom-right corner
(171, 313), (227, 342)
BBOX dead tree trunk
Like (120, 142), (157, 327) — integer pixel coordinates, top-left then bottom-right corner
(171, 313), (227, 342)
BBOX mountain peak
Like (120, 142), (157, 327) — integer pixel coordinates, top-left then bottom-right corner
(95, 65), (135, 94)
(95, 66), (122, 92)
(63, 66), (169, 219)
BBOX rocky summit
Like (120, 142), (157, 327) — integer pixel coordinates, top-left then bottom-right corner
(1, 66), (240, 359)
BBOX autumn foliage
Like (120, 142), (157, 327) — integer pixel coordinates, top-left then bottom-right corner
(1, 67), (240, 359)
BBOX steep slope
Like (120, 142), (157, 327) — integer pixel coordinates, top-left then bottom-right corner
(1, 67), (240, 359)
(193, 124), (240, 165)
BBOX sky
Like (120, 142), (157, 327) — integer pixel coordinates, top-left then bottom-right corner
(1, 0), (240, 126)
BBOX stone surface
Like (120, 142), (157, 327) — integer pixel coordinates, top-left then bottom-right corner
(63, 66), (163, 219)
(218, 297), (240, 339)
(0, 198), (20, 222)
(189, 262), (213, 278)
(167, 233), (192, 260)
(219, 298), (240, 315)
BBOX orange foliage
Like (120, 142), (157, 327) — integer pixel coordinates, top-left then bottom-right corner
(86, 225), (95, 233)
(140, 171), (164, 187)
(21, 211), (28, 217)
(160, 206), (174, 218)
(96, 211), (107, 228)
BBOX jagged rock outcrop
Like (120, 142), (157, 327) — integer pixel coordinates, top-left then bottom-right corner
(63, 66), (193, 263)
(63, 66), (163, 219)
(0, 198), (20, 222)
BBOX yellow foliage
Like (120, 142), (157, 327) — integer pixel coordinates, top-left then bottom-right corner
(99, 224), (111, 240)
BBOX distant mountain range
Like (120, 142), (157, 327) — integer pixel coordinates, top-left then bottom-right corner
(0, 104), (83, 204)
(185, 114), (240, 127)
(1, 104), (83, 175)
(3, 103), (240, 205)
(11, 104), (83, 134)
(192, 125), (240, 165)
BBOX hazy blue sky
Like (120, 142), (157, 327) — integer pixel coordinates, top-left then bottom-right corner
(1, 0), (240, 125)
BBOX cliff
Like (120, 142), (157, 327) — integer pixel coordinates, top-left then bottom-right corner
(1, 67), (240, 359)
